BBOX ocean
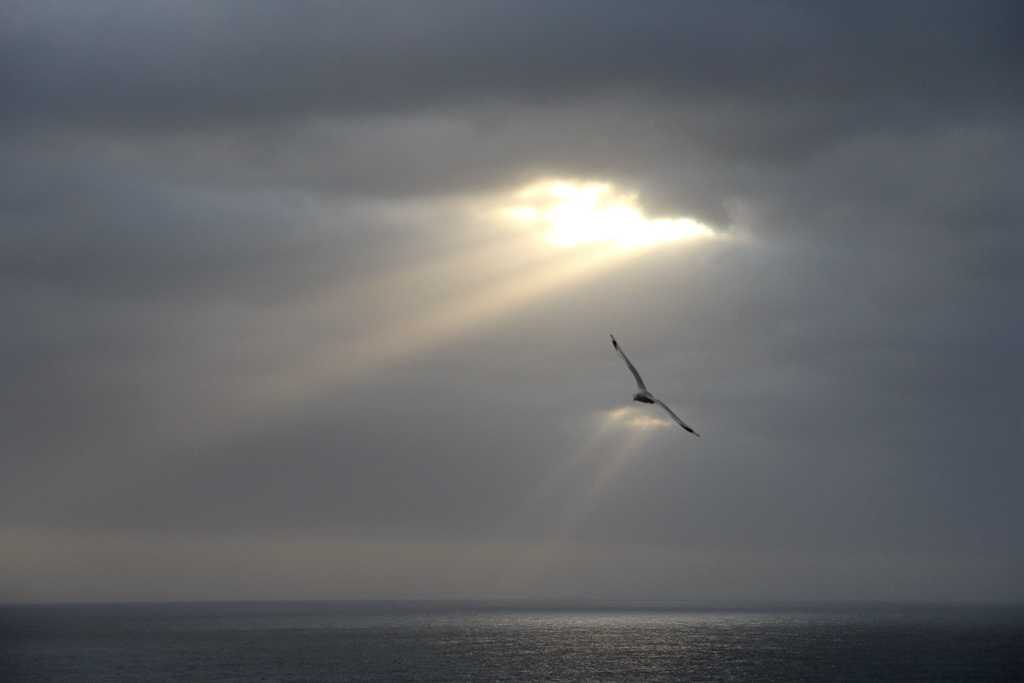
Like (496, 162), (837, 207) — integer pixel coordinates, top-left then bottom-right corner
(2, 601), (1022, 681)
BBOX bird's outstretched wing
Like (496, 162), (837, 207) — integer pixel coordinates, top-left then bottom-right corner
(653, 398), (700, 437)
(610, 334), (647, 392)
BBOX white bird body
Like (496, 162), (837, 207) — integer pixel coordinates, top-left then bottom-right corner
(610, 334), (700, 437)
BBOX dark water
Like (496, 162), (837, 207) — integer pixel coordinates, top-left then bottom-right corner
(2, 602), (1022, 681)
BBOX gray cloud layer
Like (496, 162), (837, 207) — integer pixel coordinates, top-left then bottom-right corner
(1, 1), (1021, 602)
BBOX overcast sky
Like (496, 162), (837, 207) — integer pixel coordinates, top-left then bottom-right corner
(2, 0), (1022, 603)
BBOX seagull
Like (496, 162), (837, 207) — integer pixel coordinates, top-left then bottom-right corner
(610, 334), (700, 436)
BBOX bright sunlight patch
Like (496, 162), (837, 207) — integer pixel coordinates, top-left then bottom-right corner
(603, 406), (673, 430)
(500, 178), (714, 249)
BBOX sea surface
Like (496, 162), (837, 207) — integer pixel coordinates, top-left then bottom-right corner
(2, 601), (1022, 681)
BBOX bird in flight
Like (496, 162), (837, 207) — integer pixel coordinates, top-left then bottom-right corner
(610, 334), (700, 436)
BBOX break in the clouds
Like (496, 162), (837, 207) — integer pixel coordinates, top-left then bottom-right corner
(1, 1), (1021, 603)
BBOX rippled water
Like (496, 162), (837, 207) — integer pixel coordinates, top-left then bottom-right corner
(3, 602), (1022, 681)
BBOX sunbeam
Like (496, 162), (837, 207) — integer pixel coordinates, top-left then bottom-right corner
(485, 407), (672, 592)
(188, 180), (721, 445)
(553, 430), (651, 537)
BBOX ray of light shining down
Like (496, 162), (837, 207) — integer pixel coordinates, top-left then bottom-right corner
(480, 408), (672, 588)
(193, 180), (720, 443)
(503, 423), (659, 593)
(281, 179), (717, 396)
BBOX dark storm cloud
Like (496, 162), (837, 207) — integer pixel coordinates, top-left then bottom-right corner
(5, 0), (1020, 221)
(1, 1), (1022, 601)
(3, 1), (1020, 128)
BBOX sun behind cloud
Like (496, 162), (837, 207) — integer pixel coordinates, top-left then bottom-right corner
(500, 178), (714, 250)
